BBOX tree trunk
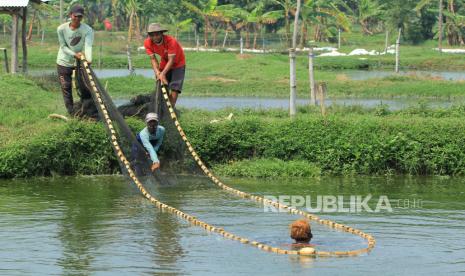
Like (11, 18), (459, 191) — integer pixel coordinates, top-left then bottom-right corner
(285, 8), (291, 47)
(135, 11), (141, 40)
(27, 10), (36, 41)
(299, 23), (306, 48)
(245, 26), (250, 49)
(60, 0), (64, 23)
(222, 29), (229, 48)
(128, 10), (134, 42)
(252, 24), (258, 49)
(212, 27), (217, 47)
(204, 16), (209, 47)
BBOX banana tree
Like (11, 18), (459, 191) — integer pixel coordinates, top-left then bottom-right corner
(125, 0), (142, 42)
(357, 0), (385, 35)
(416, 0), (465, 46)
(239, 4), (283, 49)
(182, 0), (220, 47)
(301, 0), (352, 44)
(272, 0), (294, 47)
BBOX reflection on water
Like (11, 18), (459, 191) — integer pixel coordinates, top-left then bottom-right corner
(0, 175), (464, 274)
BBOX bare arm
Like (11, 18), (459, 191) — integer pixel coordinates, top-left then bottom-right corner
(150, 54), (161, 76)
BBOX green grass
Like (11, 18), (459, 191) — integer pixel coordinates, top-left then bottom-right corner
(0, 74), (66, 147)
(213, 158), (321, 178)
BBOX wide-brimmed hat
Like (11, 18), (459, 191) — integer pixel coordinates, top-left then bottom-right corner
(147, 23), (168, 33)
(145, 112), (159, 123)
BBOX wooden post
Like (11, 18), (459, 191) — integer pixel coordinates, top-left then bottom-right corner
(317, 82), (327, 116)
(11, 12), (19, 74)
(126, 44), (134, 74)
(289, 48), (297, 117)
(308, 47), (316, 105)
(98, 42), (102, 69)
(338, 29), (341, 49)
(41, 29), (45, 44)
(438, 0), (443, 53)
(289, 0), (301, 117)
(21, 7), (28, 74)
(384, 30), (389, 54)
(240, 37), (243, 54)
(222, 30), (228, 48)
(262, 37), (265, 53)
(1, 48), (9, 73)
(395, 28), (401, 73)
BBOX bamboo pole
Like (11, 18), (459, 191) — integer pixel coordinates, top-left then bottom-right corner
(395, 28), (401, 73)
(308, 47), (316, 105)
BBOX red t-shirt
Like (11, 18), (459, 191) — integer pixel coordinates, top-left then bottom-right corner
(144, 35), (186, 70)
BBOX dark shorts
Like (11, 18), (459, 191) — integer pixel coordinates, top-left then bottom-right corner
(166, 66), (185, 93)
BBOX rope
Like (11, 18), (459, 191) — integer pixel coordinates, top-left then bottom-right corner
(80, 57), (375, 257)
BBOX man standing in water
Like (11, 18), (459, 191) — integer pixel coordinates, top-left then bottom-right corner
(138, 113), (165, 172)
(144, 23), (186, 107)
(56, 5), (94, 115)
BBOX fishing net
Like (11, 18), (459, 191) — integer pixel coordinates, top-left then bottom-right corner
(75, 60), (166, 191)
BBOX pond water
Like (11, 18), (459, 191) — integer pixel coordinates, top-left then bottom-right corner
(1, 175), (464, 275)
(113, 96), (456, 111)
(29, 68), (465, 81)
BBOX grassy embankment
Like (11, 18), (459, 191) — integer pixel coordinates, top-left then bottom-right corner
(2, 31), (465, 99)
(2, 75), (465, 178)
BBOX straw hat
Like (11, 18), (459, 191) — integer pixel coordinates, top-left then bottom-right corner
(147, 23), (168, 33)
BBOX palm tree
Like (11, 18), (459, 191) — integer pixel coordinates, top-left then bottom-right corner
(357, 0), (385, 35)
(182, 0), (220, 47)
(125, 0), (141, 42)
(301, 0), (351, 44)
(273, 0), (294, 47)
(416, 0), (464, 46)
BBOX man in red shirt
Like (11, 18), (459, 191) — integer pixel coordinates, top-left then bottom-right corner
(144, 23), (186, 107)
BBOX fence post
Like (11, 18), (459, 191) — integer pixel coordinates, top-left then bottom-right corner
(308, 47), (316, 105)
(338, 29), (341, 49)
(127, 44), (134, 74)
(240, 37), (243, 54)
(1, 48), (9, 73)
(395, 28), (401, 73)
(289, 48), (297, 117)
(317, 82), (327, 116)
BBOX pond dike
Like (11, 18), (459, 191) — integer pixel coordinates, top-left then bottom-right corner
(2, 114), (465, 178)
